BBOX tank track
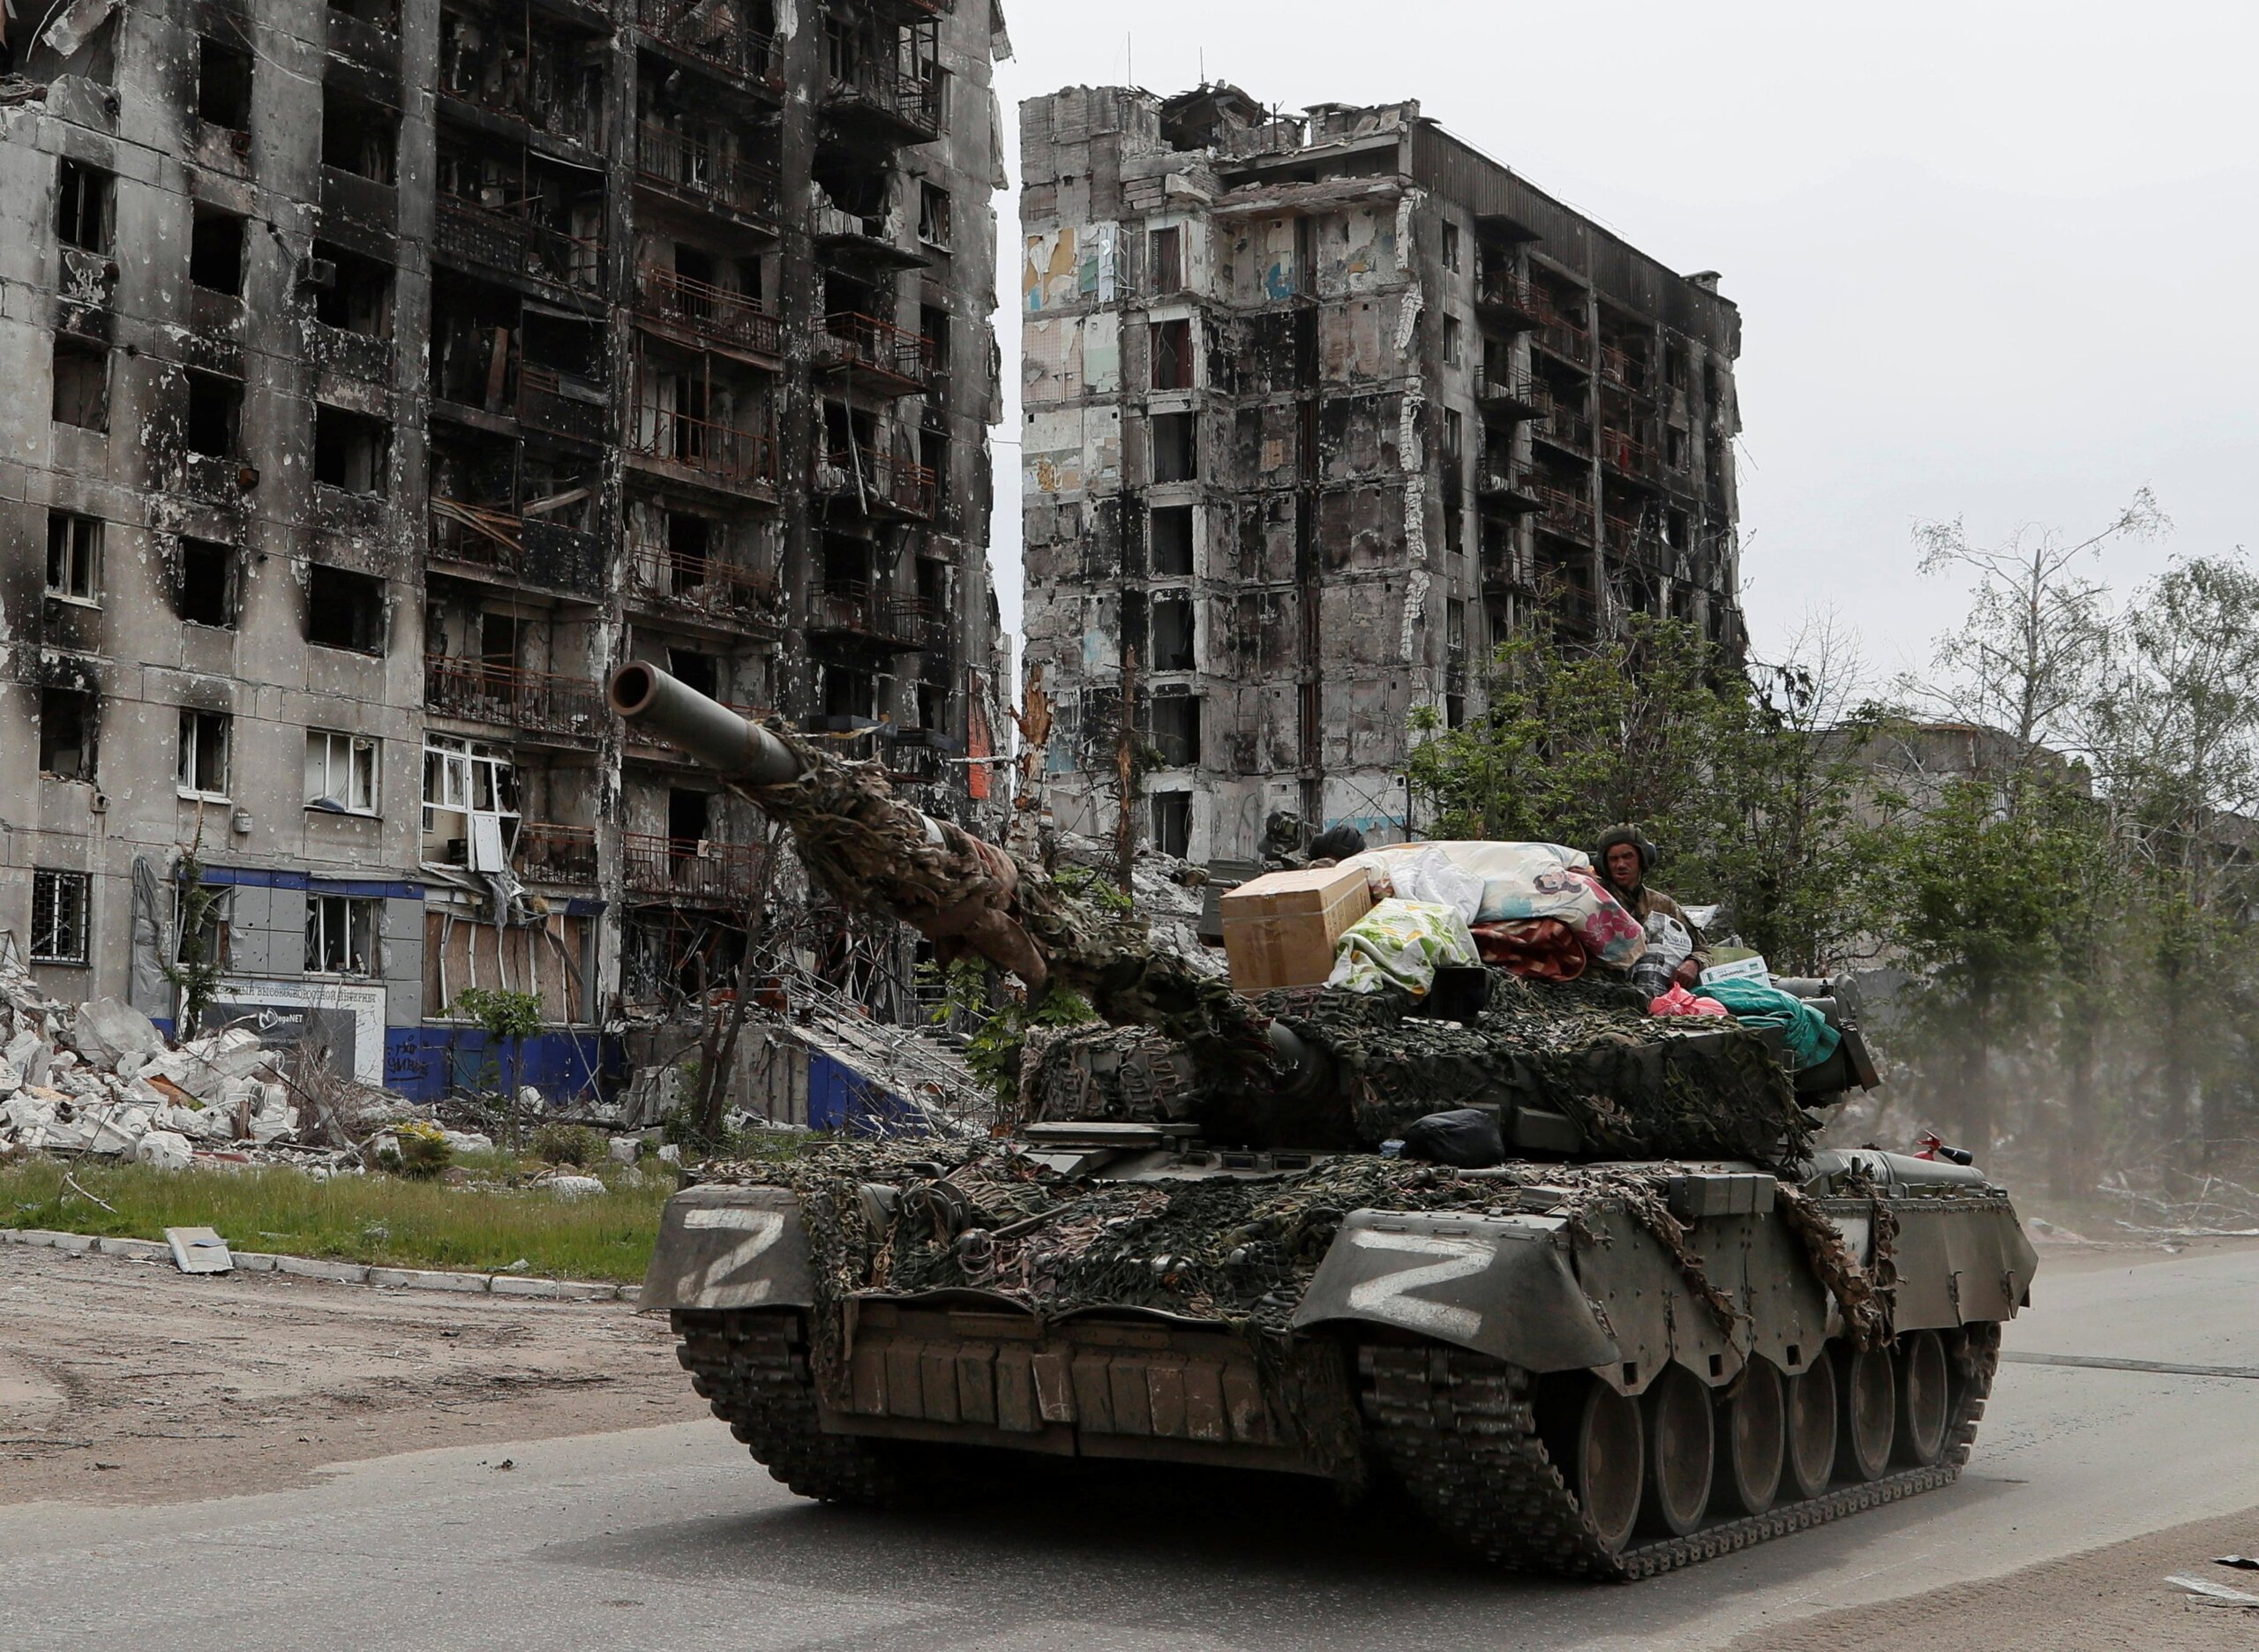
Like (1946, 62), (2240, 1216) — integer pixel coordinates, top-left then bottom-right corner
(672, 1309), (913, 1506)
(1359, 1322), (2001, 1581)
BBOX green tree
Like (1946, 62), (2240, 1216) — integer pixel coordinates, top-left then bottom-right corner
(454, 987), (543, 1147)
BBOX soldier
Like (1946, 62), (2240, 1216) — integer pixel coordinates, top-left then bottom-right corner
(1595, 824), (1708, 989)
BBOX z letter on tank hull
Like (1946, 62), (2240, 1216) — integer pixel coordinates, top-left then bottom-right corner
(642, 1187), (815, 1312)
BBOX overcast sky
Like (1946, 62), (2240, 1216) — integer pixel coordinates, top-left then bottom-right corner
(983, 1), (2258, 689)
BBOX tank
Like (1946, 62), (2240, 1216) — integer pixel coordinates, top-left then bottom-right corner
(613, 664), (2038, 1580)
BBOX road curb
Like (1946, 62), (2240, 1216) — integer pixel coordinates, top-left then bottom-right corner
(0, 1225), (642, 1305)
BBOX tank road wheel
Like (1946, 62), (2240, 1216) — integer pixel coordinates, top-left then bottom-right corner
(1895, 1330), (1951, 1468)
(1836, 1342), (1896, 1483)
(1782, 1355), (1839, 1501)
(1568, 1379), (1647, 1556)
(1640, 1365), (1715, 1538)
(1713, 1360), (1785, 1517)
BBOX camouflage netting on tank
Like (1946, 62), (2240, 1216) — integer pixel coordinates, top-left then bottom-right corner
(1257, 973), (1813, 1175)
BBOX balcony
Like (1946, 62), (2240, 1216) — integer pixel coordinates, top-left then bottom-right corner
(515, 822), (598, 886)
(807, 583), (935, 650)
(816, 447), (934, 519)
(435, 197), (603, 295)
(1600, 344), (1651, 394)
(634, 0), (779, 93)
(429, 499), (605, 600)
(424, 657), (605, 740)
(811, 199), (928, 270)
(634, 262), (781, 359)
(817, 312), (932, 395)
(1474, 368), (1541, 417)
(1536, 317), (1591, 368)
(621, 830), (767, 903)
(625, 409), (780, 498)
(822, 53), (940, 145)
(1530, 394), (1594, 454)
(625, 543), (782, 628)
(1601, 426), (1660, 483)
(1475, 272), (1545, 329)
(635, 124), (780, 226)
(1531, 484), (1595, 544)
(517, 364), (608, 444)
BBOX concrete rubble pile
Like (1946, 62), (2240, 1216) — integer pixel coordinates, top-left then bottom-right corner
(0, 957), (346, 1172)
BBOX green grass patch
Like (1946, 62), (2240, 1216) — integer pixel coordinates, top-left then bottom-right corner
(0, 1159), (675, 1283)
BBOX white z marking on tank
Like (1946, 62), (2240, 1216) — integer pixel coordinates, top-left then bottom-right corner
(680, 1206), (787, 1300)
(1345, 1229), (1493, 1340)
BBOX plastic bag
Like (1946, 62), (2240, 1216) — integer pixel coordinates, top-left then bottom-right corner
(1648, 984), (1729, 1018)
(1326, 898), (1481, 999)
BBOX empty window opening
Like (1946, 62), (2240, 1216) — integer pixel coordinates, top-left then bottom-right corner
(179, 538), (237, 627)
(1151, 592), (1196, 672)
(1445, 408), (1464, 458)
(190, 203), (246, 296)
(199, 37), (254, 131)
(56, 160), (112, 252)
(307, 564), (386, 653)
(1442, 221), (1461, 274)
(1152, 411), (1197, 484)
(31, 870), (91, 965)
(479, 611), (522, 670)
(1443, 315), (1463, 368)
(667, 647), (720, 700)
(39, 687), (95, 780)
(177, 708), (232, 798)
(313, 404), (390, 493)
(921, 304), (950, 377)
(309, 242), (394, 335)
(1150, 225), (1183, 293)
(821, 534), (873, 595)
(304, 893), (378, 975)
(1149, 693), (1200, 768)
(51, 339), (109, 430)
(1150, 506), (1194, 577)
(917, 183), (951, 248)
(666, 787), (712, 850)
(1666, 427), (1688, 470)
(305, 730), (379, 814)
(321, 86), (398, 182)
(1666, 508), (1690, 550)
(46, 513), (101, 600)
(1446, 694), (1466, 729)
(1151, 792), (1191, 859)
(821, 661), (874, 720)
(1151, 319), (1194, 392)
(184, 370), (243, 456)
(665, 509), (710, 589)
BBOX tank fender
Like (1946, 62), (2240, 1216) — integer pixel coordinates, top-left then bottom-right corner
(1290, 1209), (1619, 1372)
(638, 1184), (814, 1312)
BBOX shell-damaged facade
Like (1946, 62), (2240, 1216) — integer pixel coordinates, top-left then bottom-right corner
(1019, 85), (1745, 863)
(0, 0), (1009, 1095)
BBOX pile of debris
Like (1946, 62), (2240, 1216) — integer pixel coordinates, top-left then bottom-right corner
(0, 961), (344, 1171)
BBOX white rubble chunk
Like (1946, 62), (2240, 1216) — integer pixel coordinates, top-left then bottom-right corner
(132, 1129), (194, 1171)
(544, 1175), (604, 1200)
(71, 997), (164, 1068)
(442, 1130), (494, 1154)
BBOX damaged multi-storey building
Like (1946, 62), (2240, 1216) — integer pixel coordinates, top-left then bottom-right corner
(0, 0), (1009, 1100)
(1020, 86), (1745, 862)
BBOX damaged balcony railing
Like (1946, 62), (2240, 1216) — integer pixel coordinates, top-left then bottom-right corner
(517, 364), (608, 443)
(428, 497), (604, 599)
(822, 50), (940, 139)
(626, 409), (779, 493)
(624, 542), (781, 624)
(1530, 484), (1595, 543)
(1600, 344), (1651, 393)
(514, 822), (599, 886)
(819, 311), (932, 391)
(635, 262), (780, 357)
(1529, 392), (1594, 453)
(1601, 426), (1659, 480)
(807, 582), (937, 648)
(620, 830), (767, 903)
(424, 656), (604, 738)
(817, 447), (935, 518)
(634, 0), (777, 86)
(435, 195), (603, 292)
(635, 124), (781, 221)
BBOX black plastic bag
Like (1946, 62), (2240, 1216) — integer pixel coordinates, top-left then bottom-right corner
(1400, 1108), (1506, 1168)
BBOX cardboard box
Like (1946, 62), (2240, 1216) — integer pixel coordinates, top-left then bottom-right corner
(1220, 865), (1374, 991)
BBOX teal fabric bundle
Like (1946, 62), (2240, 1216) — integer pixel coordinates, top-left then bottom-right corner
(1703, 978), (1842, 1071)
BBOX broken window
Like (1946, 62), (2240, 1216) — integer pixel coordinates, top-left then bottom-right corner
(1443, 315), (1462, 368)
(310, 241), (394, 336)
(174, 882), (230, 972)
(1442, 221), (1461, 274)
(46, 513), (101, 599)
(1151, 591), (1196, 672)
(321, 85), (398, 182)
(305, 730), (379, 815)
(51, 339), (109, 431)
(1151, 792), (1191, 859)
(1151, 319), (1194, 391)
(184, 370), (243, 456)
(1667, 508), (1690, 550)
(921, 303), (950, 378)
(190, 202), (246, 296)
(56, 160), (112, 252)
(1445, 408), (1464, 459)
(667, 787), (712, 851)
(1151, 225), (1184, 293)
(1149, 692), (1200, 767)
(39, 687), (95, 780)
(304, 893), (379, 976)
(667, 647), (720, 700)
(179, 537), (237, 627)
(1666, 426), (1688, 471)
(306, 564), (386, 653)
(1447, 599), (1467, 660)
(422, 736), (519, 867)
(177, 708), (231, 798)
(1150, 506), (1194, 577)
(31, 870), (91, 966)
(918, 182), (951, 249)
(1151, 411), (1197, 484)
(198, 36), (254, 131)
(313, 404), (390, 493)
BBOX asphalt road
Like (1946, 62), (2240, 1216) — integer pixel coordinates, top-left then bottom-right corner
(5, 1242), (2257, 1652)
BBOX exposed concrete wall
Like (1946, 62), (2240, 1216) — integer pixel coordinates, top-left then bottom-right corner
(1020, 84), (1745, 865)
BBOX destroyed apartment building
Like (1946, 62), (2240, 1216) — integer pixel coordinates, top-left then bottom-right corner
(1020, 85), (1745, 864)
(0, 0), (1011, 1105)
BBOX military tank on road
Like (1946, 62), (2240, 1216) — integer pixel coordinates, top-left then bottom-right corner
(613, 663), (2036, 1580)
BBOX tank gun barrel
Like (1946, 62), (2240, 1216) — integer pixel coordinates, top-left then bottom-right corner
(608, 662), (801, 786)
